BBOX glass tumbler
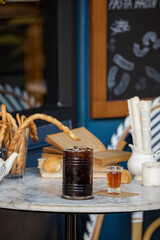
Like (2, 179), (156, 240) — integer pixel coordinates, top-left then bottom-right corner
(106, 166), (123, 195)
(62, 146), (93, 200)
(6, 128), (29, 179)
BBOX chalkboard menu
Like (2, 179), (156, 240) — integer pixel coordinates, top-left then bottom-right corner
(90, 0), (160, 118)
(107, 0), (160, 101)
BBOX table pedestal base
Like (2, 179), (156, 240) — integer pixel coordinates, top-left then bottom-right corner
(65, 213), (77, 240)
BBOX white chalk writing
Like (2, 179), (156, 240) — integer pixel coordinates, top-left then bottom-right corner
(153, 38), (160, 49)
(133, 43), (149, 57)
(108, 0), (133, 10)
(145, 66), (160, 83)
(108, 0), (159, 10)
(133, 31), (159, 57)
(113, 72), (130, 96)
(134, 0), (158, 9)
(110, 19), (130, 35)
(142, 31), (157, 46)
(108, 66), (118, 90)
(113, 54), (135, 71)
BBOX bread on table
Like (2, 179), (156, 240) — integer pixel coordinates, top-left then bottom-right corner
(121, 169), (132, 184)
(42, 156), (62, 173)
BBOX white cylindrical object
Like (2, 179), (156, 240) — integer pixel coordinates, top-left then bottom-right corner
(131, 97), (141, 129)
(141, 129), (151, 152)
(131, 97), (143, 149)
(127, 99), (136, 146)
(140, 100), (151, 152)
(140, 118), (151, 129)
(140, 100), (151, 112)
(142, 162), (160, 186)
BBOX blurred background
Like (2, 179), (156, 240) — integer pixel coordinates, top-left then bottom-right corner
(0, 0), (77, 127)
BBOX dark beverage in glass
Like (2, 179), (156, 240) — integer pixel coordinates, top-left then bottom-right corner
(62, 146), (93, 200)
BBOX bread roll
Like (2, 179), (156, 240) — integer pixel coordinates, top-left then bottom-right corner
(42, 156), (62, 173)
(121, 169), (132, 184)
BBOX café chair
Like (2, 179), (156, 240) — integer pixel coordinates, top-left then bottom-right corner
(0, 84), (40, 112)
(84, 96), (160, 240)
(143, 218), (160, 240)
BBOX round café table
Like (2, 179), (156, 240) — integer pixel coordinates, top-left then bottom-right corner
(0, 168), (160, 239)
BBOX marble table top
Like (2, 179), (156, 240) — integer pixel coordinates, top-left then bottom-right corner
(0, 168), (160, 213)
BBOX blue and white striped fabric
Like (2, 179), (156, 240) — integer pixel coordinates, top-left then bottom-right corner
(151, 98), (160, 160)
(0, 84), (39, 112)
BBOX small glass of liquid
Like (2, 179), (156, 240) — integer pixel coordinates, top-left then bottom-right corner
(106, 166), (123, 195)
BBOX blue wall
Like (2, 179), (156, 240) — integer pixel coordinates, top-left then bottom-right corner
(77, 0), (131, 239)
(77, 0), (123, 144)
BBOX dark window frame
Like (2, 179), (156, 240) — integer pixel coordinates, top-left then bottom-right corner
(12, 0), (77, 128)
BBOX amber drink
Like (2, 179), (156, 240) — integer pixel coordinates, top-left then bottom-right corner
(62, 146), (93, 200)
(106, 166), (123, 194)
